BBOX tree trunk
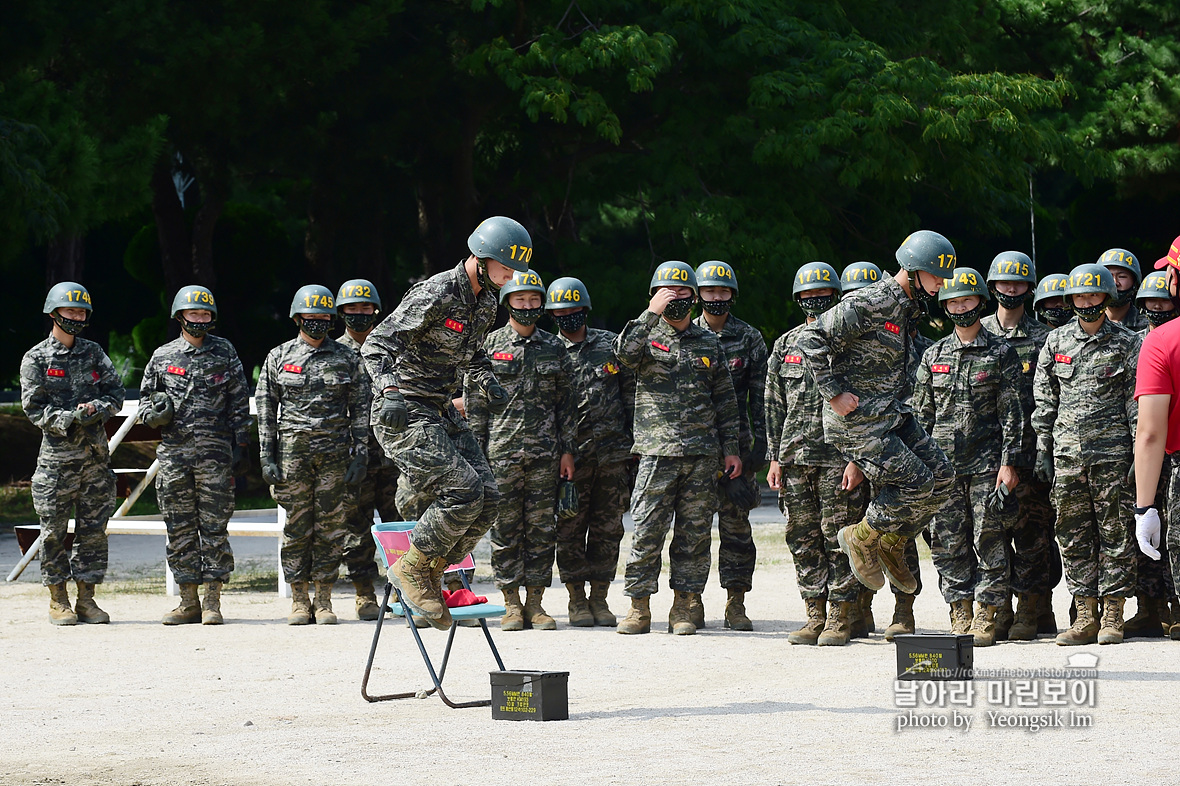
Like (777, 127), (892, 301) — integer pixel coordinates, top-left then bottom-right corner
(150, 157), (192, 299)
(305, 184), (338, 285)
(190, 191), (224, 290)
(46, 232), (85, 287)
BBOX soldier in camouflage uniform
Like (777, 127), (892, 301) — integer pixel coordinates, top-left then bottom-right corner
(768, 262), (868, 646)
(797, 231), (956, 598)
(546, 276), (635, 628)
(1102, 247), (1149, 333)
(1033, 263), (1140, 645)
(140, 285), (251, 626)
(614, 261), (742, 636)
(1034, 274), (1073, 328)
(980, 252), (1058, 640)
(914, 268), (1024, 646)
(362, 217), (528, 630)
(693, 260), (768, 631)
(335, 279), (401, 621)
(467, 269), (577, 630)
(257, 285), (369, 626)
(21, 282), (124, 625)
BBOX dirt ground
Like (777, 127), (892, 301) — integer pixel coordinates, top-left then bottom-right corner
(3, 524), (1180, 786)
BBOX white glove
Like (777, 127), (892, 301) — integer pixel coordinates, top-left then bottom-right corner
(1135, 507), (1162, 560)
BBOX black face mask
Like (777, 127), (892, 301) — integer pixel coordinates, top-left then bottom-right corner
(54, 313), (88, 335)
(554, 310), (587, 333)
(180, 318), (214, 338)
(1039, 307), (1072, 327)
(701, 299), (732, 316)
(1071, 301), (1108, 323)
(1147, 308), (1178, 328)
(992, 289), (1027, 310)
(663, 296), (695, 321)
(1109, 286), (1135, 308)
(909, 271), (939, 315)
(343, 312), (378, 332)
(299, 316), (333, 339)
(798, 295), (836, 316)
(508, 306), (544, 326)
(478, 259), (502, 293)
(946, 306), (983, 327)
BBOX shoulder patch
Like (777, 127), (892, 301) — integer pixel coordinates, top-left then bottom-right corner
(166, 365), (186, 376)
(282, 363), (303, 374)
(884, 321), (901, 335)
(46, 367), (66, 378)
(1054, 353), (1072, 365)
(444, 318), (465, 333)
(931, 364), (951, 374)
(650, 341), (670, 352)
(492, 352), (514, 361)
(783, 354), (803, 364)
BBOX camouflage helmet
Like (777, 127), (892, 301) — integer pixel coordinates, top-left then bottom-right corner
(1064, 264), (1117, 299)
(1097, 247), (1142, 284)
(987, 251), (1036, 285)
(336, 279), (381, 310)
(1033, 273), (1069, 308)
(170, 285), (217, 319)
(545, 277), (592, 311)
(289, 285), (336, 317)
(939, 267), (990, 302)
(498, 269), (545, 304)
(43, 281), (93, 315)
(467, 216), (532, 272)
(841, 261), (882, 292)
(695, 260), (739, 294)
(895, 230), (957, 279)
(792, 262), (841, 297)
(1137, 270), (1171, 304)
(648, 261), (698, 296)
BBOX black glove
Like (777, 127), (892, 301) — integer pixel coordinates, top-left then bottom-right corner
(231, 444), (250, 477)
(748, 436), (768, 475)
(75, 404), (104, 427)
(555, 479), (580, 520)
(1034, 450), (1054, 485)
(723, 469), (760, 510)
(377, 390), (407, 431)
(344, 454), (368, 485)
(262, 461), (282, 486)
(486, 382), (509, 415)
(141, 391), (174, 428)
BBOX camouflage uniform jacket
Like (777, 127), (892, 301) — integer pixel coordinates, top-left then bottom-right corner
(796, 277), (921, 434)
(615, 310), (740, 458)
(140, 335), (251, 448)
(466, 325), (578, 461)
(1032, 319), (1140, 465)
(361, 261), (498, 416)
(980, 312), (1049, 467)
(558, 328), (635, 466)
(256, 336), (368, 463)
(765, 323), (844, 468)
(337, 332), (389, 464)
(1109, 305), (1148, 333)
(20, 336), (125, 460)
(905, 330), (934, 406)
(693, 313), (768, 456)
(913, 329), (1024, 474)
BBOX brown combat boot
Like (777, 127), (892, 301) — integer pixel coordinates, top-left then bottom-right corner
(848, 595), (869, 639)
(788, 596), (827, 645)
(617, 596), (651, 635)
(288, 581), (312, 625)
(1158, 598), (1174, 636)
(1037, 591), (1058, 634)
(501, 588), (525, 631)
(48, 583), (77, 626)
(724, 588), (753, 631)
(817, 600), (852, 646)
(202, 581), (224, 625)
(1122, 594), (1163, 639)
(389, 545), (451, 630)
(971, 603), (997, 647)
(688, 593), (706, 629)
(1007, 592), (1039, 641)
(877, 533), (918, 594)
(1055, 596), (1099, 646)
(858, 590), (876, 633)
(353, 580), (380, 621)
(949, 599), (973, 635)
(313, 581), (338, 625)
(74, 580), (109, 624)
(162, 583), (202, 625)
(588, 580), (616, 626)
(993, 596), (1014, 642)
(838, 521), (886, 591)
(1098, 595), (1126, 645)
(884, 593), (915, 642)
(524, 586), (557, 630)
(566, 582), (594, 627)
(668, 590), (696, 635)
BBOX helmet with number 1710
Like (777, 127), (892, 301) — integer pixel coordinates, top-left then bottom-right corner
(841, 261), (882, 292)
(648, 261), (699, 296)
(694, 260), (738, 294)
(467, 216), (533, 272)
(545, 277), (592, 311)
(289, 285), (336, 317)
(895, 230), (957, 278)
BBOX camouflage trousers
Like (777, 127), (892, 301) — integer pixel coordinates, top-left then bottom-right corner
(717, 465), (758, 591)
(556, 456), (631, 584)
(272, 445), (349, 583)
(32, 451), (115, 585)
(156, 441), (235, 584)
(778, 464), (867, 603)
(928, 472), (1016, 607)
(375, 402), (499, 566)
(1051, 461), (1137, 599)
(624, 455), (718, 598)
(834, 412), (955, 540)
(341, 462), (401, 583)
(1008, 477), (1057, 595)
(489, 456), (560, 589)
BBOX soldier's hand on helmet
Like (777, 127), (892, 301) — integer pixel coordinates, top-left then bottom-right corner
(377, 388), (407, 431)
(262, 461), (282, 486)
(486, 381), (509, 415)
(344, 454), (368, 486)
(231, 444), (250, 477)
(1034, 450), (1054, 484)
(141, 392), (174, 428)
(722, 465), (759, 509)
(767, 460), (782, 491)
(829, 392), (859, 417)
(840, 461), (864, 492)
(648, 288), (677, 316)
(1135, 507), (1162, 560)
(75, 402), (104, 426)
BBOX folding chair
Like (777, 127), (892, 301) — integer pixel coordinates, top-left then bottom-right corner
(361, 522), (507, 708)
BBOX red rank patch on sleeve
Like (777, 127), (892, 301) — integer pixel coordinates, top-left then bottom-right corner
(282, 364), (303, 374)
(91, 371), (100, 382)
(46, 368), (65, 378)
(650, 341), (670, 352)
(444, 318), (465, 333)
(783, 355), (802, 364)
(1054, 353), (1072, 365)
(931, 364), (951, 374)
(492, 352), (514, 361)
(884, 321), (901, 335)
(166, 365), (186, 376)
